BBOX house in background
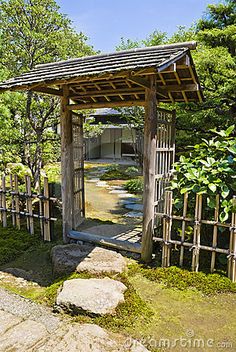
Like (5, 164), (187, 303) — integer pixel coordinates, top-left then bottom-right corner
(85, 108), (142, 160)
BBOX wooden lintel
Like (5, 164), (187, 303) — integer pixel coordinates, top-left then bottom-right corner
(30, 86), (63, 96)
(67, 100), (146, 110)
(127, 76), (150, 89)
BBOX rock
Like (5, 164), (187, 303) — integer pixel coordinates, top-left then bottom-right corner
(119, 198), (140, 205)
(51, 243), (94, 276)
(0, 310), (22, 335)
(37, 323), (149, 352)
(0, 319), (48, 352)
(51, 244), (127, 276)
(96, 181), (108, 187)
(76, 246), (127, 274)
(118, 193), (136, 198)
(109, 189), (127, 194)
(56, 278), (127, 315)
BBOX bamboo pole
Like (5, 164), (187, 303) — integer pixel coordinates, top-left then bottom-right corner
(179, 192), (188, 267)
(162, 191), (173, 267)
(14, 174), (20, 229)
(211, 194), (220, 273)
(26, 175), (34, 235)
(228, 196), (236, 281)
(191, 194), (202, 272)
(10, 174), (16, 227)
(43, 177), (51, 242)
(25, 175), (30, 232)
(1, 175), (7, 227)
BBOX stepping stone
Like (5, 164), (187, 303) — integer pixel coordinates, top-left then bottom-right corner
(56, 278), (127, 315)
(51, 244), (127, 276)
(37, 323), (149, 352)
(125, 203), (143, 211)
(118, 193), (136, 198)
(109, 185), (124, 190)
(109, 189), (127, 194)
(86, 178), (100, 183)
(124, 211), (143, 218)
(119, 198), (140, 205)
(96, 181), (108, 187)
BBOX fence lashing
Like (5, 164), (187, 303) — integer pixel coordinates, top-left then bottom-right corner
(0, 174), (56, 241)
(154, 190), (236, 282)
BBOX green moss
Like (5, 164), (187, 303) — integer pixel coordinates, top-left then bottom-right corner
(129, 263), (236, 295)
(100, 170), (130, 180)
(0, 226), (40, 265)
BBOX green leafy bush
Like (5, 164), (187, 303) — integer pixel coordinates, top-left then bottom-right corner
(5, 163), (31, 183)
(124, 178), (143, 194)
(171, 126), (236, 221)
(125, 166), (140, 176)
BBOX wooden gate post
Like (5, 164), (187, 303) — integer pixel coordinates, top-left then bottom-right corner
(141, 75), (157, 262)
(61, 85), (74, 243)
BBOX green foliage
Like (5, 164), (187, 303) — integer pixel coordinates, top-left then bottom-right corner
(124, 178), (143, 194)
(5, 163), (31, 182)
(171, 126), (236, 222)
(0, 226), (40, 265)
(125, 166), (140, 176)
(100, 168), (130, 181)
(129, 264), (236, 295)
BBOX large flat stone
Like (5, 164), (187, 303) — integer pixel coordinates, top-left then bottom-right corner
(0, 310), (22, 335)
(56, 278), (127, 315)
(51, 244), (127, 276)
(0, 319), (48, 351)
(37, 323), (149, 352)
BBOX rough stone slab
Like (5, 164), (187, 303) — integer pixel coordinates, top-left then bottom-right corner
(118, 193), (136, 198)
(56, 278), (127, 315)
(51, 243), (127, 276)
(0, 310), (22, 335)
(0, 319), (48, 352)
(109, 189), (127, 194)
(51, 243), (94, 276)
(36, 323), (149, 352)
(0, 288), (60, 333)
(119, 198), (140, 205)
(76, 246), (127, 274)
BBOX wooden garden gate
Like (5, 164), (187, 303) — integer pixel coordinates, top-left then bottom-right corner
(72, 113), (85, 228)
(154, 108), (176, 228)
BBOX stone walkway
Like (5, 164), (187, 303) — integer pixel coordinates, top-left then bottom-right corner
(0, 288), (148, 351)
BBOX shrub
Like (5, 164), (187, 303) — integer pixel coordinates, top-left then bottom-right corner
(171, 125), (236, 222)
(125, 166), (140, 176)
(124, 178), (143, 194)
(5, 163), (31, 183)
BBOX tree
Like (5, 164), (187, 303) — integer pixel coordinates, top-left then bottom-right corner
(0, 0), (94, 186)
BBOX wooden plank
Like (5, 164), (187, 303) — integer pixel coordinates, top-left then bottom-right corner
(158, 83), (199, 93)
(127, 76), (150, 89)
(30, 87), (63, 96)
(162, 191), (173, 267)
(10, 174), (16, 227)
(141, 75), (157, 262)
(192, 194), (202, 272)
(179, 192), (188, 267)
(68, 99), (146, 110)
(61, 84), (74, 242)
(69, 87), (144, 98)
(228, 196), (236, 281)
(68, 231), (141, 254)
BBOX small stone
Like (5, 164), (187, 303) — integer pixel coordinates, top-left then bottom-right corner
(56, 278), (127, 315)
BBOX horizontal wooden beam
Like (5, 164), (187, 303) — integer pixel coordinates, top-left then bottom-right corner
(68, 87), (144, 99)
(67, 99), (146, 110)
(30, 86), (63, 96)
(158, 83), (199, 93)
(68, 230), (141, 253)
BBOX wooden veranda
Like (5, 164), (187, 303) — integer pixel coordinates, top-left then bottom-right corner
(0, 41), (203, 262)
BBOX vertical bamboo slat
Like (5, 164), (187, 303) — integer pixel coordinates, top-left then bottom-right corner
(2, 175), (7, 227)
(179, 192), (188, 267)
(162, 191), (173, 267)
(191, 194), (202, 272)
(228, 196), (236, 281)
(43, 177), (51, 241)
(14, 174), (20, 229)
(211, 194), (220, 273)
(10, 174), (16, 227)
(26, 176), (34, 235)
(25, 176), (30, 232)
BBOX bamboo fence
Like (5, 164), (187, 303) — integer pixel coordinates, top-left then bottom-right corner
(154, 190), (236, 282)
(0, 174), (57, 241)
